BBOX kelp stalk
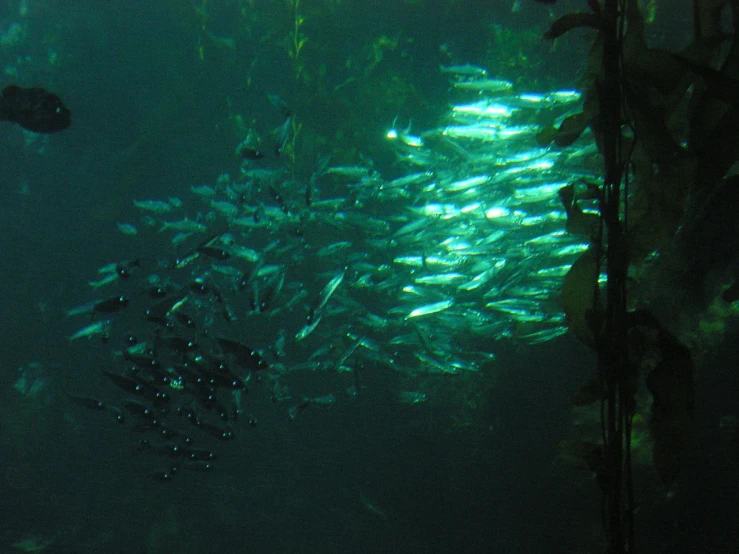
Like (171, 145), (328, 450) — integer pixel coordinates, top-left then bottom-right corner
(598, 0), (635, 552)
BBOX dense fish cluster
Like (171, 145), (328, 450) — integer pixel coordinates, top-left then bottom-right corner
(66, 70), (601, 477)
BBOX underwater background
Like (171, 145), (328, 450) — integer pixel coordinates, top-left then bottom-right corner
(0, 1), (736, 553)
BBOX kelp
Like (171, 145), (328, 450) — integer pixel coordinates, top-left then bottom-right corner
(558, 182), (601, 237)
(549, 0), (739, 304)
(544, 12), (604, 39)
(562, 247), (602, 348)
(556, 439), (605, 473)
(544, 0), (738, 547)
(536, 111), (590, 147)
(629, 310), (696, 488)
(571, 372), (604, 406)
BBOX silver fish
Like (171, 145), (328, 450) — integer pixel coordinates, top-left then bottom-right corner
(69, 320), (111, 341)
(133, 199), (172, 214)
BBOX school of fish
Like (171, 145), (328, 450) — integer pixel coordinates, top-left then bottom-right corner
(66, 68), (602, 478)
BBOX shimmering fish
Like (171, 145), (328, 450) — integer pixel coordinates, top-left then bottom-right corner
(159, 217), (207, 233)
(452, 79), (513, 93)
(316, 241), (352, 258)
(117, 222), (138, 236)
(381, 171), (434, 190)
(69, 320), (111, 341)
(190, 184), (217, 197)
(209, 200), (240, 217)
(295, 315), (322, 341)
(313, 270), (345, 316)
(406, 299), (454, 319)
(414, 273), (465, 286)
(324, 165), (373, 180)
(134, 199), (172, 214)
(440, 63), (488, 77)
(397, 391), (428, 404)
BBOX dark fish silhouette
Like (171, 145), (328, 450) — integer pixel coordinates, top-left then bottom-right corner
(0, 84), (71, 133)
(237, 145), (265, 160)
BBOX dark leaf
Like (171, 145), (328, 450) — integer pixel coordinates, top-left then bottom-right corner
(544, 13), (603, 40)
(562, 248), (601, 348)
(556, 439), (604, 472)
(571, 373), (603, 406)
(554, 112), (589, 147)
(646, 326), (695, 487)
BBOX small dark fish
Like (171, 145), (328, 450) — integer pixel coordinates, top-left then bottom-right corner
(176, 404), (202, 425)
(130, 416), (160, 432)
(137, 439), (183, 458)
(269, 185), (284, 205)
(0, 84), (71, 133)
(197, 421), (235, 440)
(189, 278), (210, 295)
(196, 246), (231, 260)
(121, 398), (157, 420)
(183, 461), (215, 472)
(147, 285), (168, 299)
(104, 371), (145, 395)
(160, 336), (197, 353)
(174, 312), (196, 328)
(116, 258), (141, 279)
(122, 348), (160, 370)
(182, 448), (217, 462)
(67, 393), (106, 411)
(105, 371), (170, 404)
(175, 230), (227, 269)
(238, 146), (265, 160)
(269, 186), (290, 214)
(158, 426), (183, 440)
(217, 338), (267, 371)
(94, 295), (129, 314)
(187, 355), (247, 390)
(152, 468), (177, 481)
(145, 291), (187, 324)
(141, 365), (172, 388)
(186, 382), (218, 409)
(199, 367), (247, 390)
